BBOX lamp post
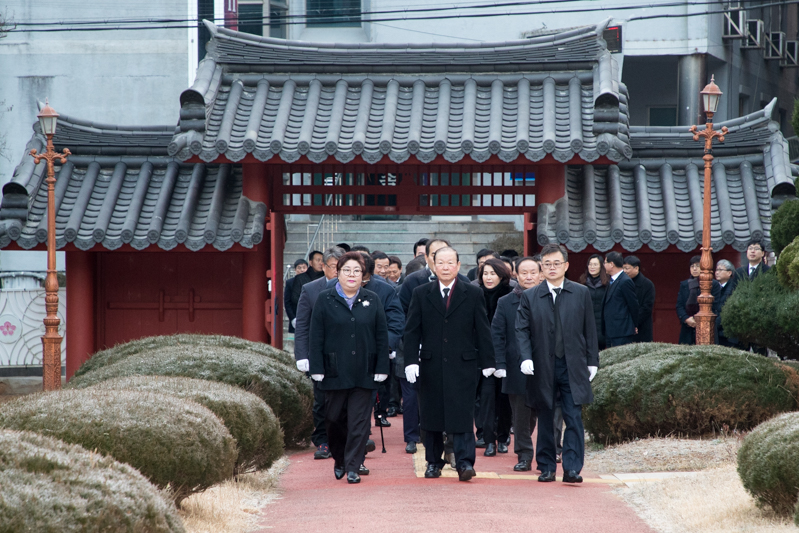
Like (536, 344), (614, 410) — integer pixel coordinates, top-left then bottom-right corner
(29, 100), (70, 390)
(689, 76), (727, 346)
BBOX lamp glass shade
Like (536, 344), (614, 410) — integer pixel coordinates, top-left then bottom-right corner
(38, 115), (58, 136)
(702, 92), (720, 114)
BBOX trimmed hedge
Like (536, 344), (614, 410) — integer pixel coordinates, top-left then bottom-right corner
(738, 412), (799, 516)
(68, 344), (313, 445)
(776, 236), (799, 290)
(0, 429), (184, 533)
(771, 198), (799, 255)
(585, 345), (799, 444)
(0, 389), (237, 502)
(73, 334), (295, 379)
(88, 375), (284, 473)
(598, 342), (675, 368)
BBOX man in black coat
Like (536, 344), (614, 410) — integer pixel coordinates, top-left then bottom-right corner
(284, 259), (308, 333)
(676, 256), (723, 345)
(404, 246), (495, 482)
(290, 250), (325, 315)
(516, 244), (599, 484)
(601, 252), (639, 347)
(399, 238), (470, 314)
(735, 239), (771, 284)
(622, 255), (656, 343)
(492, 256), (542, 472)
(715, 259), (739, 347)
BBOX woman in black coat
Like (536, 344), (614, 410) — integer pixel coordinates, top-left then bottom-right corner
(476, 258), (513, 457)
(579, 254), (609, 350)
(309, 252), (390, 484)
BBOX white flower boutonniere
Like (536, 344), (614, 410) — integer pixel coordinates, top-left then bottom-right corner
(362, 300), (370, 307)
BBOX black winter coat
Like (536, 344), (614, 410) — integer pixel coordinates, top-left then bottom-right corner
(631, 273), (656, 343)
(585, 281), (607, 349)
(404, 279), (495, 433)
(675, 277), (722, 345)
(602, 271), (639, 340)
(309, 288), (390, 391)
(492, 289), (527, 395)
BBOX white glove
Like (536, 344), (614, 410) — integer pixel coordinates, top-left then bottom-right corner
(588, 366), (598, 382)
(389, 351), (396, 360)
(291, 318), (296, 328)
(311, 374), (324, 382)
(520, 360), (535, 375)
(374, 374), (388, 382)
(493, 369), (507, 378)
(296, 359), (309, 372)
(405, 364), (419, 383)
(482, 367), (496, 378)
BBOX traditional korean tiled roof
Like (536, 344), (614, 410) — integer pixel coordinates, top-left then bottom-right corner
(167, 20), (633, 165)
(536, 100), (799, 253)
(0, 112), (266, 252)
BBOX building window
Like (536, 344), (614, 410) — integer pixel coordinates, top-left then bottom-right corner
(306, 0), (361, 27)
(198, 0), (215, 60)
(738, 94), (749, 117)
(648, 107), (677, 127)
(270, 1), (288, 38)
(239, 2), (265, 36)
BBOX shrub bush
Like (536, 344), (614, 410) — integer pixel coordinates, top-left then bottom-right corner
(88, 375), (283, 473)
(0, 429), (184, 533)
(599, 342), (675, 368)
(737, 412), (799, 516)
(0, 389), (237, 502)
(73, 333), (295, 378)
(721, 271), (799, 359)
(776, 236), (799, 290)
(68, 344), (313, 445)
(771, 198), (799, 255)
(585, 345), (799, 444)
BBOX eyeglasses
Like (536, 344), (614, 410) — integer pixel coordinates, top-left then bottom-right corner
(340, 268), (362, 276)
(323, 262), (337, 269)
(715, 268), (731, 272)
(747, 246), (763, 252)
(542, 261), (564, 269)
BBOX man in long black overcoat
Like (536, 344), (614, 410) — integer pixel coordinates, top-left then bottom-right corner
(516, 244), (599, 484)
(404, 247), (495, 482)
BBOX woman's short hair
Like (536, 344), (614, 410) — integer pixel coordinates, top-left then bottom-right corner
(336, 251), (366, 273)
(478, 258), (511, 286)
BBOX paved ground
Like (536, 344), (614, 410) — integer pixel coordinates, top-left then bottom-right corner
(255, 418), (656, 533)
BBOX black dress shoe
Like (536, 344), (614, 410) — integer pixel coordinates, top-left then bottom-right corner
(365, 439), (376, 453)
(556, 453), (562, 464)
(538, 471), (557, 482)
(376, 417), (391, 427)
(358, 464), (370, 475)
(397, 407), (404, 414)
(497, 442), (508, 454)
(386, 407), (398, 418)
(424, 464), (442, 478)
(513, 459), (532, 472)
(405, 441), (417, 454)
(334, 463), (345, 480)
(458, 467), (476, 482)
(475, 437), (486, 448)
(347, 471), (360, 484)
(562, 470), (583, 483)
(484, 443), (497, 457)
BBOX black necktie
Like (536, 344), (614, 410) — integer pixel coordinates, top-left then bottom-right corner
(442, 287), (450, 304)
(553, 288), (565, 359)
(750, 266), (756, 280)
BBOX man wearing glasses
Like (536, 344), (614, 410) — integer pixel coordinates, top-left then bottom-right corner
(715, 260), (738, 347)
(516, 244), (599, 484)
(735, 240), (771, 283)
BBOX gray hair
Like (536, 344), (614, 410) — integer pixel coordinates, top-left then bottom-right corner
(323, 246), (345, 263)
(716, 259), (735, 271)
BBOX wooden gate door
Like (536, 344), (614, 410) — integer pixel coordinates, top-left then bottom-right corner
(101, 253), (243, 349)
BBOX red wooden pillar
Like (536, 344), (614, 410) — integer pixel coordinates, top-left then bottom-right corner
(535, 164), (566, 205)
(242, 164), (271, 344)
(523, 211), (535, 256)
(269, 211), (285, 350)
(65, 251), (95, 380)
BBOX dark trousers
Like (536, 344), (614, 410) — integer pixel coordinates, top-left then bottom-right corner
(476, 375), (512, 445)
(376, 367), (391, 418)
(425, 430), (476, 472)
(389, 368), (402, 410)
(310, 380), (328, 446)
(554, 401), (563, 455)
(508, 393), (536, 462)
(324, 387), (373, 472)
(607, 335), (634, 347)
(536, 356), (585, 474)
(400, 378), (420, 443)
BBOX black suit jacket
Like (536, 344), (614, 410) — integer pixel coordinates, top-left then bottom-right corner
(309, 288), (390, 391)
(398, 267), (470, 314)
(294, 276), (333, 362)
(631, 273), (656, 343)
(404, 279), (495, 433)
(734, 262), (770, 286)
(602, 271), (639, 340)
(492, 288), (527, 396)
(515, 279), (599, 410)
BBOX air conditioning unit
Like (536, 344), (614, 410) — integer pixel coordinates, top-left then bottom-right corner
(782, 41), (799, 67)
(723, 6), (746, 39)
(766, 31), (785, 59)
(741, 19), (764, 49)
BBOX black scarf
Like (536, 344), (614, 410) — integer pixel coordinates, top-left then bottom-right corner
(483, 282), (512, 324)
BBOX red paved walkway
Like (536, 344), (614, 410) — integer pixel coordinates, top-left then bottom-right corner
(256, 419), (655, 533)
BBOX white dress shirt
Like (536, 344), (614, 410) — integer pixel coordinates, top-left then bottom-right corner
(545, 280), (565, 301)
(439, 279), (456, 298)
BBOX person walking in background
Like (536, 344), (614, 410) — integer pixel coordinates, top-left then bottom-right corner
(284, 258), (308, 333)
(676, 255), (722, 345)
(578, 254), (608, 350)
(476, 258), (513, 458)
(371, 251), (391, 281)
(290, 250), (325, 320)
(715, 259), (738, 347)
(309, 252), (389, 484)
(467, 249), (500, 281)
(404, 246), (495, 482)
(413, 238), (430, 258)
(601, 252), (639, 348)
(622, 256), (656, 343)
(516, 244), (599, 484)
(386, 255), (403, 285)
(492, 256), (543, 472)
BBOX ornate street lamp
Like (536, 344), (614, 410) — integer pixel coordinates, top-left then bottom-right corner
(29, 100), (71, 390)
(689, 76), (727, 345)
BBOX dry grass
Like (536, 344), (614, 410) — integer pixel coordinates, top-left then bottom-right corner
(179, 456), (289, 533)
(617, 464), (795, 533)
(586, 436), (741, 474)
